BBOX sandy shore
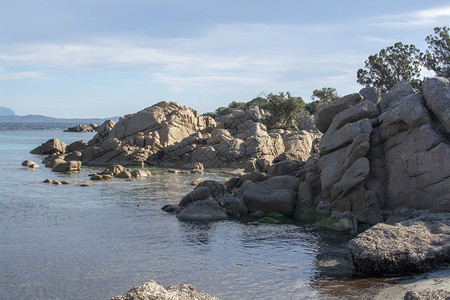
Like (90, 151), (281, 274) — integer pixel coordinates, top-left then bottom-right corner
(375, 268), (450, 300)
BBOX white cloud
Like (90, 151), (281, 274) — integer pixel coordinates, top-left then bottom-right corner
(0, 69), (47, 80)
(357, 35), (395, 44)
(0, 20), (381, 104)
(372, 5), (450, 28)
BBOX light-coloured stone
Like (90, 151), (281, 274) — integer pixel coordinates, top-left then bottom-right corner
(422, 77), (450, 132)
(52, 160), (81, 172)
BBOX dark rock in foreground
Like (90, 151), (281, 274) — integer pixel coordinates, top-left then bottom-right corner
(348, 213), (450, 275)
(110, 280), (219, 300)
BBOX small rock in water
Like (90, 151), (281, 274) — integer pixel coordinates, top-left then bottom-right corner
(43, 179), (52, 183)
(22, 160), (39, 168)
(109, 279), (219, 300)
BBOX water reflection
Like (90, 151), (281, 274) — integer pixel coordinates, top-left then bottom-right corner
(179, 221), (215, 247)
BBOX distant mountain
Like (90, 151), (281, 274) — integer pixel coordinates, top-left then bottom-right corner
(0, 106), (15, 116)
(0, 114), (120, 124)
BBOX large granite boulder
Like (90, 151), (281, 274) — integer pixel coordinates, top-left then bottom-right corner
(378, 81), (450, 211)
(317, 91), (382, 224)
(31, 138), (66, 155)
(79, 102), (215, 166)
(315, 93), (363, 133)
(242, 181), (296, 216)
(177, 199), (228, 221)
(175, 180), (248, 221)
(297, 80), (450, 226)
(347, 213), (450, 274)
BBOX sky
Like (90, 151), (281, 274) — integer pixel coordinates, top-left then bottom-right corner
(0, 0), (449, 118)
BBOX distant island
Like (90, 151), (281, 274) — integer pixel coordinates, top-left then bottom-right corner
(0, 106), (15, 116)
(0, 106), (119, 123)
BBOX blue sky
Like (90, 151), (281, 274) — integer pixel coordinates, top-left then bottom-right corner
(0, 0), (449, 118)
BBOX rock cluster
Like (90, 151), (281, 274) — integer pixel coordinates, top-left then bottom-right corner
(149, 106), (320, 169)
(110, 280), (219, 300)
(297, 79), (450, 225)
(21, 160), (39, 169)
(89, 165), (151, 181)
(166, 78), (449, 235)
(67, 102), (214, 166)
(64, 123), (99, 132)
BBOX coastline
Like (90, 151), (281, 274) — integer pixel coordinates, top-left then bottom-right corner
(375, 268), (450, 300)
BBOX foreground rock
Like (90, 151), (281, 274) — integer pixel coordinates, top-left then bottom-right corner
(110, 280), (219, 300)
(348, 213), (450, 275)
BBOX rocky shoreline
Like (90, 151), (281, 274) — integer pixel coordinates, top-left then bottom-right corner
(28, 77), (450, 298)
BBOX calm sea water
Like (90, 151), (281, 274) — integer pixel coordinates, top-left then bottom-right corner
(0, 122), (382, 300)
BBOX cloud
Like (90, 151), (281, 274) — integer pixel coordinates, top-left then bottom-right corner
(372, 5), (450, 28)
(357, 35), (395, 44)
(0, 69), (47, 80)
(0, 21), (372, 102)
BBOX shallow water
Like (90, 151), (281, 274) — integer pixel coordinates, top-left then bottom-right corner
(0, 123), (384, 299)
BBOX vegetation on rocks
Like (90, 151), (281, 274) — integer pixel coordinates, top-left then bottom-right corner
(357, 26), (450, 92)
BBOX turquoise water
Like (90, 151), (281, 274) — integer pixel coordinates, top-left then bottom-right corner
(0, 123), (375, 299)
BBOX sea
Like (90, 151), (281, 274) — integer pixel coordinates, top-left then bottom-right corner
(0, 122), (387, 300)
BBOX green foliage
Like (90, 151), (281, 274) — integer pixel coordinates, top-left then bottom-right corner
(421, 26), (450, 78)
(205, 97), (269, 119)
(306, 87), (340, 114)
(312, 87), (339, 103)
(203, 92), (308, 130)
(357, 42), (422, 92)
(266, 92), (305, 129)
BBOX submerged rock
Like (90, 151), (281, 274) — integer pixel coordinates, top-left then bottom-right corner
(110, 279), (219, 300)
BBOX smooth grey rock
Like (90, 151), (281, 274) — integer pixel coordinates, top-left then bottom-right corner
(177, 199), (228, 221)
(315, 93), (363, 133)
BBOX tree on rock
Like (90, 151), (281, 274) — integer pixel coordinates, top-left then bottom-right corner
(266, 92), (304, 129)
(306, 87), (340, 114)
(357, 42), (422, 92)
(421, 26), (450, 78)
